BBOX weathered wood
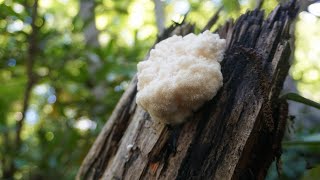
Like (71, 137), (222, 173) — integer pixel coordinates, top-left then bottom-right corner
(77, 1), (298, 179)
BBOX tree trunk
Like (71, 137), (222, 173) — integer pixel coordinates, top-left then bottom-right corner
(79, 0), (100, 47)
(153, 0), (165, 35)
(77, 1), (298, 179)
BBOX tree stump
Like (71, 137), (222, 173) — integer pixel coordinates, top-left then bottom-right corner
(77, 1), (298, 179)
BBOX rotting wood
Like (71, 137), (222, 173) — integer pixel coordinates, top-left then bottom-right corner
(77, 1), (298, 179)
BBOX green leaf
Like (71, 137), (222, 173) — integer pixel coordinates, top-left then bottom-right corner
(0, 4), (24, 20)
(222, 0), (240, 12)
(302, 165), (320, 180)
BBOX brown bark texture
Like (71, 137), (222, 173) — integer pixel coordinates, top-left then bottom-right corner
(77, 1), (298, 179)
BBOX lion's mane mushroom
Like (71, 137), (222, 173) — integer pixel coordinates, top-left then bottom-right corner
(136, 30), (226, 125)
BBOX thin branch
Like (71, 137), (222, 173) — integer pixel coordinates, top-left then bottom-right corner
(4, 1), (39, 177)
(16, 0), (39, 149)
(202, 6), (223, 32)
(280, 93), (320, 109)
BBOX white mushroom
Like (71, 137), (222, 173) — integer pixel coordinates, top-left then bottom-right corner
(136, 30), (226, 124)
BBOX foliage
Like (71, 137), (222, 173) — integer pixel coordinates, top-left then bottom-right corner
(0, 0), (153, 179)
(0, 0), (319, 179)
(267, 124), (320, 180)
(292, 11), (320, 102)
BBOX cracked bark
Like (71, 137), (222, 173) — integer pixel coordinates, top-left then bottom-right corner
(77, 1), (298, 179)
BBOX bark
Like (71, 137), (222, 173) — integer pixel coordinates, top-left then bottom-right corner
(77, 1), (298, 179)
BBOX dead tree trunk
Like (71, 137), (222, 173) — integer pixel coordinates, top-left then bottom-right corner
(77, 1), (298, 179)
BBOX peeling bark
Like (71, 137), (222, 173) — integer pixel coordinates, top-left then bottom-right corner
(77, 1), (298, 180)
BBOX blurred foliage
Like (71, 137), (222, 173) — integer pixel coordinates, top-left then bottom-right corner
(267, 123), (320, 180)
(0, 0), (319, 179)
(292, 11), (320, 102)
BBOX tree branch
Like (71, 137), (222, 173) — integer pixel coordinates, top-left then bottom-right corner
(79, 0), (100, 47)
(202, 6), (223, 32)
(3, 1), (40, 178)
(16, 0), (39, 152)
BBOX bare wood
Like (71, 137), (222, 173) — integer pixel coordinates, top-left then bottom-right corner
(77, 1), (298, 179)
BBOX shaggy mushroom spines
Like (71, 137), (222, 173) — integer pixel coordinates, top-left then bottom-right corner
(136, 30), (226, 125)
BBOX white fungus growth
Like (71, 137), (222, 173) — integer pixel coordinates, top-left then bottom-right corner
(136, 30), (226, 124)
